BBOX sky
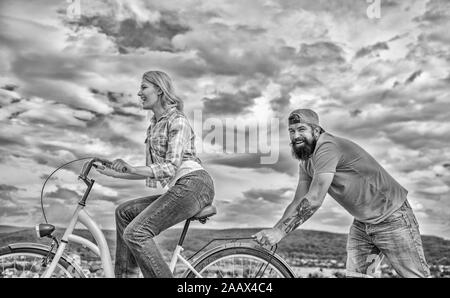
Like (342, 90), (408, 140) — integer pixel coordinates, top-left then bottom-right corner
(0, 0), (449, 238)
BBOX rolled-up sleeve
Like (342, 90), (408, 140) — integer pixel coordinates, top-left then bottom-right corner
(147, 116), (191, 180)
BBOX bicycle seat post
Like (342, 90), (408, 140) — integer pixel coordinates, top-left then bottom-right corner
(178, 219), (191, 247)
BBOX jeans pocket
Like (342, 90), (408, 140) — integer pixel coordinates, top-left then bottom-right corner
(379, 209), (408, 232)
(171, 173), (214, 208)
(406, 210), (419, 228)
(384, 209), (405, 224)
(170, 176), (192, 197)
(401, 200), (419, 228)
(194, 184), (213, 208)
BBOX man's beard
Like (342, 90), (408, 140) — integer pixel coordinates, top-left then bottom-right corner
(291, 137), (317, 161)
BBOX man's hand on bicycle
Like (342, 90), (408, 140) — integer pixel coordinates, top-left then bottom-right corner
(252, 228), (286, 247)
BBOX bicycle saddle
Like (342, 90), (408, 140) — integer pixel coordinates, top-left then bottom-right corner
(191, 205), (217, 221)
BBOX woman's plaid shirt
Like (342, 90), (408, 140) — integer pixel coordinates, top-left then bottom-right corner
(145, 107), (201, 188)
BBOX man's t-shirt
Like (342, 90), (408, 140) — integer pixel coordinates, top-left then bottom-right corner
(299, 132), (407, 224)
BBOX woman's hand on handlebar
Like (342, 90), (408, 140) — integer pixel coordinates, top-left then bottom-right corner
(94, 164), (119, 178)
(111, 158), (134, 174)
(92, 158), (134, 177)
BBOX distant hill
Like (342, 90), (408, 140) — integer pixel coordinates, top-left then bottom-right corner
(0, 225), (29, 234)
(1, 226), (449, 265)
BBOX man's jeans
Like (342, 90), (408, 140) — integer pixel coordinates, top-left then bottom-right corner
(114, 170), (214, 278)
(346, 200), (430, 278)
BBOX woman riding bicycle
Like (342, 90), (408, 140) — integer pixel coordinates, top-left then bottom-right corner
(95, 70), (215, 278)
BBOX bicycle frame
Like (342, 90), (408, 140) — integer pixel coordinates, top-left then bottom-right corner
(40, 203), (205, 278)
(169, 245), (203, 278)
(42, 204), (114, 278)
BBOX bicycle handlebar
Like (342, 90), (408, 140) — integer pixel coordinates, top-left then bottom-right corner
(92, 158), (113, 168)
(79, 158), (128, 180)
(93, 158), (129, 172)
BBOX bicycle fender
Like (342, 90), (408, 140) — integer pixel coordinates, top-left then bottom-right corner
(7, 242), (54, 251)
(3, 242), (86, 278)
(181, 241), (295, 278)
(0, 242), (54, 254)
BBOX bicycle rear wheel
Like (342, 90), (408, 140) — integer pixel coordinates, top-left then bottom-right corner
(0, 244), (85, 278)
(184, 242), (295, 278)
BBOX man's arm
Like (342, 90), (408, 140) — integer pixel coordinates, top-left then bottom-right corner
(273, 178), (310, 233)
(254, 172), (334, 246)
(274, 172), (334, 234)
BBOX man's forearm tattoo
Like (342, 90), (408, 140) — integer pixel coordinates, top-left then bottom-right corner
(278, 198), (318, 234)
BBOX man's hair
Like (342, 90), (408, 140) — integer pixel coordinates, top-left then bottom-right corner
(288, 113), (301, 125)
(288, 113), (325, 134)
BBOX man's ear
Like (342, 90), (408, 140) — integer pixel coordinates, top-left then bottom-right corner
(313, 126), (321, 138)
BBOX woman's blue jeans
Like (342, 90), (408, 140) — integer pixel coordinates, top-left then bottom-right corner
(114, 170), (214, 278)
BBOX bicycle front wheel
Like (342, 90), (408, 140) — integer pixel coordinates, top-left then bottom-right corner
(184, 242), (295, 278)
(0, 244), (85, 278)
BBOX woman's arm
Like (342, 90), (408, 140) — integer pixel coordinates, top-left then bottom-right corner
(113, 172), (147, 180)
(95, 165), (146, 180)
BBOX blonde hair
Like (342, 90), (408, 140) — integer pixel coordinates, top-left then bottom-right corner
(142, 70), (184, 111)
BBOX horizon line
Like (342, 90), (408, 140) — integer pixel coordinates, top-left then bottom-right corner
(0, 224), (448, 240)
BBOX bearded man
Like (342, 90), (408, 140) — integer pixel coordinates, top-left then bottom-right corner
(254, 109), (430, 278)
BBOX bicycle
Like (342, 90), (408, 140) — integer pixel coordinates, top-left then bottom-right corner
(0, 157), (296, 278)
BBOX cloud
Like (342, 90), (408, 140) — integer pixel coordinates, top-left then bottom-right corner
(211, 195), (286, 228)
(414, 0), (450, 24)
(205, 151), (298, 176)
(408, 0), (450, 61)
(355, 42), (389, 59)
(71, 13), (190, 53)
(0, 206), (29, 218)
(269, 72), (323, 114)
(384, 121), (450, 150)
(202, 89), (261, 116)
(297, 42), (346, 66)
(0, 184), (20, 192)
(243, 187), (294, 204)
(0, 184), (30, 218)
(404, 70), (422, 84)
(1, 84), (19, 91)
(14, 99), (98, 128)
(46, 186), (81, 200)
(0, 184), (21, 202)
(0, 134), (27, 147)
(416, 185), (450, 196)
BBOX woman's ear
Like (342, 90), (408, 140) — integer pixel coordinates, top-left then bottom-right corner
(157, 93), (165, 108)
